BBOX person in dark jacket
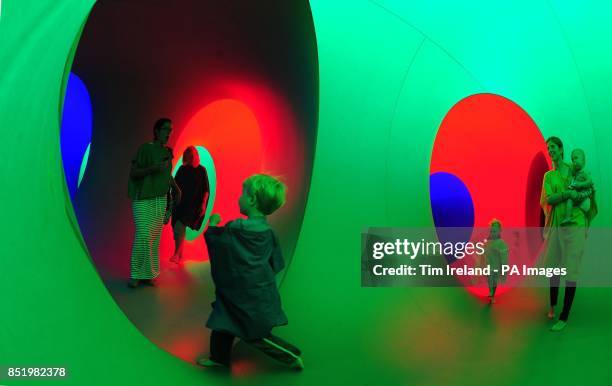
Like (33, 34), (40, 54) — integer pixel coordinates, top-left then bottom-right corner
(197, 174), (303, 370)
(170, 146), (209, 263)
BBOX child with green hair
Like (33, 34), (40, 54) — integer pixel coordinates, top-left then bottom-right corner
(197, 174), (303, 370)
(484, 219), (508, 304)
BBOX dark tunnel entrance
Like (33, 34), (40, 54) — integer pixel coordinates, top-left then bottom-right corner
(61, 0), (318, 363)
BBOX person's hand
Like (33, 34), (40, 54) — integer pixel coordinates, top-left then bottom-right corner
(568, 190), (578, 201)
(150, 162), (167, 174)
(209, 213), (221, 226)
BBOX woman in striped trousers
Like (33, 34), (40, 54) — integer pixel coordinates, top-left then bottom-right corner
(127, 118), (181, 288)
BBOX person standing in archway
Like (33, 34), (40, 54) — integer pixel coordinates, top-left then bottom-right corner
(170, 146), (209, 263)
(127, 118), (182, 288)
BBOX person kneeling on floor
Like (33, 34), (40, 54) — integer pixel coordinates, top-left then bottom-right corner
(198, 174), (303, 370)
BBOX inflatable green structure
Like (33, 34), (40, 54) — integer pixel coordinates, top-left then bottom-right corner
(2, 1), (612, 385)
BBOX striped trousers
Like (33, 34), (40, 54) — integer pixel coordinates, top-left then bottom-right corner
(130, 195), (167, 279)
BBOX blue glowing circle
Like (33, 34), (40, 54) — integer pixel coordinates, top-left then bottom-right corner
(60, 72), (92, 199)
(429, 172), (475, 262)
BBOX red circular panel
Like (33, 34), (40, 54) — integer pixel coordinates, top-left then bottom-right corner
(431, 93), (550, 297)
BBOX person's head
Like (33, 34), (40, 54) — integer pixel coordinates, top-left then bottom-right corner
(489, 218), (502, 239)
(182, 146), (200, 167)
(153, 118), (173, 145)
(239, 174), (287, 216)
(571, 149), (586, 171)
(546, 136), (564, 164)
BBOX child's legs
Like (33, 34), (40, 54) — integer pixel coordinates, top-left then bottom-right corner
(172, 220), (186, 257)
(246, 334), (301, 365)
(488, 275), (496, 297)
(209, 330), (235, 366)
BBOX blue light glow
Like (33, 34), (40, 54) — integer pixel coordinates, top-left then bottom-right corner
(60, 72), (92, 199)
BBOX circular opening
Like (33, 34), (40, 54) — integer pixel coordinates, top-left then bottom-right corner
(430, 93), (550, 297)
(172, 145), (216, 241)
(60, 72), (92, 200)
(61, 0), (318, 365)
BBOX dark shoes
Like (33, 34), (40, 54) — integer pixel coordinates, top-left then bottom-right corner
(127, 278), (140, 288)
(127, 278), (158, 288)
(142, 279), (158, 287)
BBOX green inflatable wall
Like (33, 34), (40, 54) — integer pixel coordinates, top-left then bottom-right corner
(2, 1), (612, 385)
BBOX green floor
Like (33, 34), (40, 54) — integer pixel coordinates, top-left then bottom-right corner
(103, 253), (612, 386)
(3, 1), (612, 385)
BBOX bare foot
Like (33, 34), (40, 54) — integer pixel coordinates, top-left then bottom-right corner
(547, 307), (555, 319)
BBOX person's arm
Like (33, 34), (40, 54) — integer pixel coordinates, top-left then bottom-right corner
(540, 173), (567, 206)
(544, 189), (568, 205)
(500, 243), (509, 266)
(201, 168), (210, 214)
(572, 172), (593, 190)
(130, 145), (167, 179)
(574, 188), (592, 202)
(209, 213), (222, 227)
(200, 192), (209, 217)
(500, 242), (509, 282)
(269, 233), (285, 274)
(203, 217), (230, 266)
(130, 163), (163, 179)
(195, 167), (209, 217)
(130, 145), (164, 179)
(170, 176), (182, 204)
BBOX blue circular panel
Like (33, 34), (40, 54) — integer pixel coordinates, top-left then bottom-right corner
(429, 172), (475, 262)
(430, 172), (475, 228)
(60, 72), (92, 199)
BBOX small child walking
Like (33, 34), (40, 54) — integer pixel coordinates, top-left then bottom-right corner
(198, 174), (303, 370)
(484, 219), (508, 304)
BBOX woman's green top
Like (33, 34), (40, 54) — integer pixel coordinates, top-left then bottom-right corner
(128, 142), (173, 200)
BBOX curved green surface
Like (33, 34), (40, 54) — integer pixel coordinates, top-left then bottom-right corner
(2, 1), (612, 385)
